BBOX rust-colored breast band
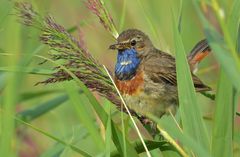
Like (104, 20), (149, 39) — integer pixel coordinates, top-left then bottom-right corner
(115, 71), (144, 95)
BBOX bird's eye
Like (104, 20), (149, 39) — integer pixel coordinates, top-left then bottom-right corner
(130, 40), (137, 46)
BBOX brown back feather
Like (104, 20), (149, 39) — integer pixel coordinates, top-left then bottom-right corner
(143, 48), (211, 92)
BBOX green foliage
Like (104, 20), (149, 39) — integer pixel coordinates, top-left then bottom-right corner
(0, 0), (239, 157)
(212, 71), (233, 157)
(172, 11), (209, 150)
(18, 94), (68, 122)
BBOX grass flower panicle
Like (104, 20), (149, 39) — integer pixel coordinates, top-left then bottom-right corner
(15, 2), (123, 108)
(86, 0), (119, 39)
(15, 2), (37, 26)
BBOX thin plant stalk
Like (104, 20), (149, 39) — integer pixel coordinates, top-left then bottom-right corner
(103, 65), (152, 157)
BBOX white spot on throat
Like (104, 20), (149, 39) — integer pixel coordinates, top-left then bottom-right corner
(120, 60), (132, 66)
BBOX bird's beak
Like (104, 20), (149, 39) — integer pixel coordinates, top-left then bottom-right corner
(109, 42), (130, 50)
(109, 43), (119, 50)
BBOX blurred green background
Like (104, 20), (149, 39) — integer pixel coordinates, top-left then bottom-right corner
(0, 0), (239, 156)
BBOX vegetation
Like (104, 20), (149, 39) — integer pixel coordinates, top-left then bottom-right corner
(0, 0), (239, 157)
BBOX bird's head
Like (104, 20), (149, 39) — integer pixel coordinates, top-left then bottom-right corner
(109, 29), (152, 80)
(109, 29), (153, 56)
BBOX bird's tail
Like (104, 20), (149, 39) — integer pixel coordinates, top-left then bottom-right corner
(188, 39), (211, 72)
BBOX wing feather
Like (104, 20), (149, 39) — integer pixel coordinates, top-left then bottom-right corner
(143, 50), (211, 92)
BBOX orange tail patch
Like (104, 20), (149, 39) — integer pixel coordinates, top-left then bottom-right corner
(188, 39), (211, 71)
(189, 50), (210, 65)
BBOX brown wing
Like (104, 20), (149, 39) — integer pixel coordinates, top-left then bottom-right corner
(143, 49), (211, 92)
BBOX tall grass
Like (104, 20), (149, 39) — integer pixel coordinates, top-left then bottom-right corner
(0, 0), (239, 157)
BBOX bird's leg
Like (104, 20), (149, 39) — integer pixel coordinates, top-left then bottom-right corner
(138, 115), (160, 137)
(121, 109), (161, 137)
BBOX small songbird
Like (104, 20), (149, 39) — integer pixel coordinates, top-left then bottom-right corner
(109, 29), (211, 119)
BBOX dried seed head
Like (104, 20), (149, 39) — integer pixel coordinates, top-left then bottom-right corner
(86, 0), (118, 38)
(15, 2), (37, 26)
(16, 2), (137, 116)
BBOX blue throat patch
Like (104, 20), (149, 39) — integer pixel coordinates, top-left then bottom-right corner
(115, 48), (140, 80)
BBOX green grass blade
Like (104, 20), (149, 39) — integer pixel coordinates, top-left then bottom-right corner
(210, 1), (240, 67)
(40, 125), (89, 157)
(192, 1), (240, 91)
(105, 100), (112, 157)
(205, 30), (240, 90)
(150, 115), (211, 157)
(0, 0), (11, 25)
(133, 140), (172, 154)
(227, 0), (240, 111)
(19, 89), (65, 102)
(120, 107), (127, 157)
(0, 66), (53, 76)
(119, 0), (127, 32)
(0, 73), (6, 90)
(178, 1), (182, 33)
(227, 0), (240, 44)
(172, 12), (209, 149)
(0, 3), (21, 156)
(40, 143), (65, 157)
(18, 94), (68, 122)
(211, 70), (233, 157)
(110, 121), (139, 157)
(64, 81), (105, 152)
(15, 118), (93, 157)
(233, 89), (239, 118)
(110, 140), (175, 157)
(136, 0), (160, 43)
(0, 70), (18, 156)
(237, 25), (240, 53)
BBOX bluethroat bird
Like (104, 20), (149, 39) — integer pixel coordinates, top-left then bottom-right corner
(109, 29), (211, 120)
